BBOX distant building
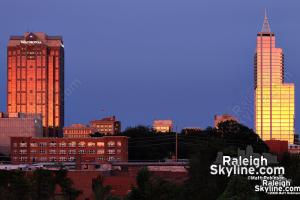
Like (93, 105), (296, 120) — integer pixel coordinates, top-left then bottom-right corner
(182, 127), (202, 134)
(294, 134), (299, 144)
(265, 140), (288, 156)
(288, 144), (300, 154)
(63, 124), (97, 138)
(89, 116), (121, 135)
(214, 114), (238, 128)
(153, 120), (173, 133)
(10, 136), (128, 164)
(7, 32), (64, 137)
(0, 112), (42, 155)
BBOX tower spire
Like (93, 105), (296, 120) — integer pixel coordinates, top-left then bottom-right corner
(261, 9), (271, 33)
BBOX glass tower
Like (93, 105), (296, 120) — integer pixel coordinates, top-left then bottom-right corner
(254, 13), (295, 144)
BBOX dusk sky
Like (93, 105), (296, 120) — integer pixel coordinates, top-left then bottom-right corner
(1, 0), (300, 132)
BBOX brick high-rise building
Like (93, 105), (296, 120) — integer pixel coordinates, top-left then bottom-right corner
(254, 13), (295, 144)
(7, 32), (64, 136)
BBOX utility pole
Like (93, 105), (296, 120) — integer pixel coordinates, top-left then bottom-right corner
(175, 131), (178, 162)
(175, 124), (178, 162)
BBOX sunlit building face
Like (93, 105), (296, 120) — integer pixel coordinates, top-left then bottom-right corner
(255, 14), (295, 144)
(7, 32), (64, 136)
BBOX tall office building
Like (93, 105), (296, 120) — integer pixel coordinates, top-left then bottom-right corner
(254, 13), (295, 143)
(7, 32), (64, 136)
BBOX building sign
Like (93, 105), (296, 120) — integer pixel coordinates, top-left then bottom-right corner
(20, 40), (42, 45)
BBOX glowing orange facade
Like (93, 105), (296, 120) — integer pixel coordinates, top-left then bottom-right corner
(7, 32), (64, 137)
(255, 14), (295, 143)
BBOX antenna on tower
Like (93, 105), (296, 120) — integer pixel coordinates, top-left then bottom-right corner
(261, 9), (271, 33)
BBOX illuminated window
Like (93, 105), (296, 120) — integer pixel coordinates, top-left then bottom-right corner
(97, 142), (105, 147)
(107, 141), (115, 147)
(88, 142), (96, 147)
(97, 149), (105, 154)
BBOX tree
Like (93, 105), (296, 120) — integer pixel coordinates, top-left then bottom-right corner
(179, 121), (269, 200)
(126, 168), (180, 200)
(216, 121), (268, 153)
(121, 126), (177, 161)
(30, 169), (56, 200)
(0, 170), (31, 200)
(217, 176), (259, 200)
(181, 144), (227, 200)
(55, 169), (82, 200)
(92, 175), (112, 200)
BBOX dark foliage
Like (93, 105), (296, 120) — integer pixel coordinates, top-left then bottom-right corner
(0, 169), (81, 200)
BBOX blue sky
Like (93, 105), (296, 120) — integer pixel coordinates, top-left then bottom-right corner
(0, 0), (299, 132)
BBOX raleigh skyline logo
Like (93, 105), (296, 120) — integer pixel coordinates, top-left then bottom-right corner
(210, 146), (300, 195)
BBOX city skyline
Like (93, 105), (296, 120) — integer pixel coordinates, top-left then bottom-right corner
(1, 1), (300, 132)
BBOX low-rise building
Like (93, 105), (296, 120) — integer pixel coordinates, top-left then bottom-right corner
(265, 140), (288, 156)
(90, 116), (121, 135)
(288, 144), (300, 154)
(214, 114), (238, 128)
(0, 112), (42, 155)
(10, 136), (128, 164)
(153, 120), (173, 133)
(63, 124), (97, 138)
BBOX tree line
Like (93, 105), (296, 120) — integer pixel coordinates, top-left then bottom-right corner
(2, 121), (300, 199)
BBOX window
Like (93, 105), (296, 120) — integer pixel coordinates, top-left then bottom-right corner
(88, 150), (96, 154)
(117, 141), (122, 147)
(107, 141), (115, 147)
(30, 150), (37, 154)
(59, 150), (66, 155)
(97, 149), (105, 154)
(20, 157), (27, 161)
(49, 150), (56, 154)
(59, 157), (67, 162)
(69, 150), (76, 154)
(108, 156), (115, 161)
(49, 142), (57, 147)
(88, 142), (96, 147)
(78, 150), (85, 154)
(30, 142), (38, 147)
(98, 157), (104, 161)
(40, 150), (47, 154)
(59, 142), (67, 147)
(31, 157), (37, 162)
(13, 143), (17, 147)
(68, 141), (76, 147)
(39, 142), (47, 147)
(108, 149), (115, 155)
(78, 141), (86, 147)
(49, 157), (57, 162)
(68, 157), (75, 161)
(97, 142), (105, 147)
(19, 149), (27, 154)
(19, 142), (27, 147)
